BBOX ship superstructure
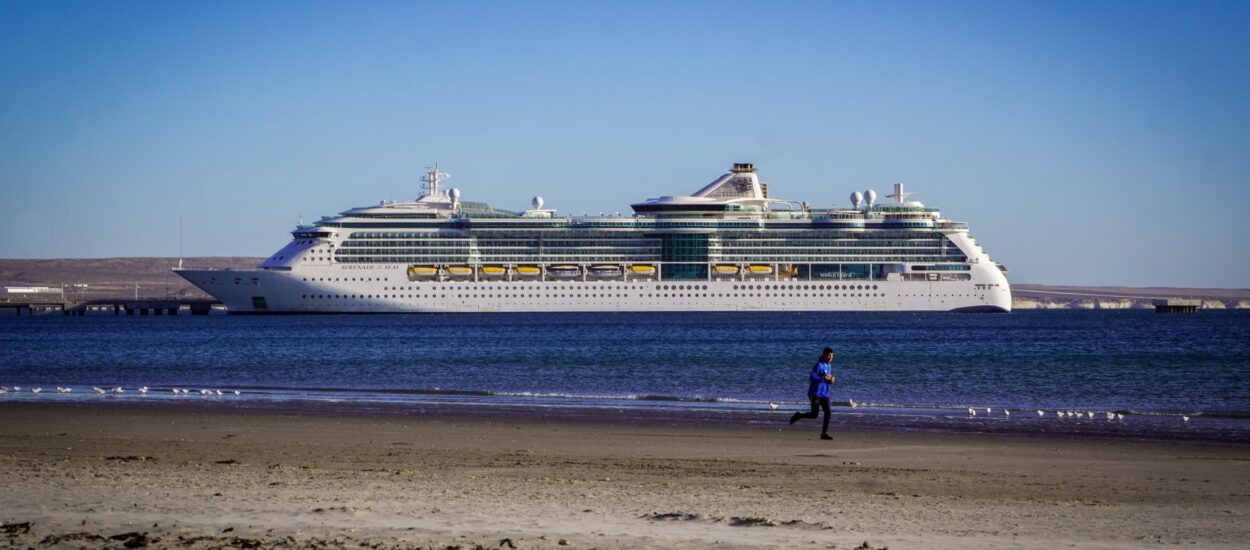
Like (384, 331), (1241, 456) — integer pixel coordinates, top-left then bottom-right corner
(177, 163), (1011, 313)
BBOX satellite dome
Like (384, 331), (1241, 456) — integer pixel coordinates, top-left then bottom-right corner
(850, 191), (863, 208)
(532, 196), (544, 209)
(864, 189), (877, 207)
(449, 188), (461, 202)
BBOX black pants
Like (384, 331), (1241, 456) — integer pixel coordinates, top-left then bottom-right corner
(797, 396), (832, 434)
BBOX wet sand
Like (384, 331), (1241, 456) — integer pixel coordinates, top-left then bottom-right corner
(1, 402), (1247, 549)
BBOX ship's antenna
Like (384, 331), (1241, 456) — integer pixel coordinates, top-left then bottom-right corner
(178, 214), (183, 270)
(421, 162), (451, 198)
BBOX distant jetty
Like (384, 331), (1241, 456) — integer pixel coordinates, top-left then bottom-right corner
(1153, 299), (1202, 313)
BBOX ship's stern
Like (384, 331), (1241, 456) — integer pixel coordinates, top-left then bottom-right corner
(943, 232), (1012, 313)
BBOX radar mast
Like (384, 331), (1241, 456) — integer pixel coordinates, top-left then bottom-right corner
(421, 162), (451, 198)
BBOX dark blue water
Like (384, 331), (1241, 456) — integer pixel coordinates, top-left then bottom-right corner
(3, 310), (1249, 442)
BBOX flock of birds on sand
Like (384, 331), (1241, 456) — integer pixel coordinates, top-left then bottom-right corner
(965, 406), (1138, 421)
(0, 385), (241, 397)
(766, 399), (1194, 423)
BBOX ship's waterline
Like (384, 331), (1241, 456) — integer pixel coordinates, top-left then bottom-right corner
(178, 163), (1011, 313)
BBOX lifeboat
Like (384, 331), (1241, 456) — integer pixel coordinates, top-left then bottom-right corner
(629, 265), (656, 275)
(445, 265), (473, 276)
(780, 266), (799, 277)
(713, 265), (740, 275)
(748, 265), (774, 274)
(515, 266), (541, 276)
(407, 265), (438, 277)
(480, 266), (507, 276)
(588, 265), (623, 278)
(547, 265), (581, 278)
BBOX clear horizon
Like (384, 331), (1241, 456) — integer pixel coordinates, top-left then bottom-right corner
(2, 1), (1248, 288)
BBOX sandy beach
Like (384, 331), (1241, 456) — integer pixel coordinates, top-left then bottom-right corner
(1, 402), (1247, 549)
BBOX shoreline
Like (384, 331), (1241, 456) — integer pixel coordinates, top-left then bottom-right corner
(3, 391), (1246, 446)
(3, 401), (1249, 548)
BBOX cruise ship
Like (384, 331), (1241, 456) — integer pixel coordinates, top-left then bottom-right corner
(176, 163), (1011, 313)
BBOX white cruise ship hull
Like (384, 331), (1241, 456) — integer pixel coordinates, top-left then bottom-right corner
(178, 164), (1013, 314)
(176, 263), (1011, 314)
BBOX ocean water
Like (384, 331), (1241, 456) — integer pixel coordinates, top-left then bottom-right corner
(2, 310), (1248, 442)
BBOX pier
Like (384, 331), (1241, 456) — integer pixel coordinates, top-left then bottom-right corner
(1154, 298), (1202, 313)
(1, 298), (221, 316)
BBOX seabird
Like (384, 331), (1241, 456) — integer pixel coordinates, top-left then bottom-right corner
(967, 408), (976, 416)
(1106, 412), (1115, 420)
(1003, 409), (1010, 417)
(112, 387), (123, 394)
(233, 390), (240, 396)
(768, 402), (779, 410)
(1037, 410), (1045, 417)
(215, 389), (223, 396)
(1182, 415), (1190, 422)
(31, 387), (42, 394)
(138, 386), (148, 395)
(985, 408), (992, 414)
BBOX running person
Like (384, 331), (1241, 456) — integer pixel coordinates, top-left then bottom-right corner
(790, 347), (835, 440)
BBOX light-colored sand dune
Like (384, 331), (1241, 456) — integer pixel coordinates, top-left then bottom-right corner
(1, 403), (1247, 549)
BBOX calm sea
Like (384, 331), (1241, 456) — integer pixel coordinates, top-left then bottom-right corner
(2, 310), (1248, 442)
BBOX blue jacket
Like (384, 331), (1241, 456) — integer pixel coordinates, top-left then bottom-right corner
(808, 361), (833, 398)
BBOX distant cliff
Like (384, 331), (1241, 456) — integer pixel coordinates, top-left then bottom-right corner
(1013, 284), (1250, 310)
(0, 257), (263, 300)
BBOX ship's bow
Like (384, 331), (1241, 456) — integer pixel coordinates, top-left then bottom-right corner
(175, 269), (272, 313)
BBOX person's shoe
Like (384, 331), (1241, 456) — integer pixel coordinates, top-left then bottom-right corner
(820, 433), (833, 440)
(789, 412), (801, 425)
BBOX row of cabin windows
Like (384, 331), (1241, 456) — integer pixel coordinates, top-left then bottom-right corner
(301, 292), (894, 300)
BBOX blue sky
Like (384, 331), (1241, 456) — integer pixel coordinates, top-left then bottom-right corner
(1, 1), (1247, 287)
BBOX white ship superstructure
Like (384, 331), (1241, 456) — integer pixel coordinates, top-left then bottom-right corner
(177, 163), (1011, 313)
